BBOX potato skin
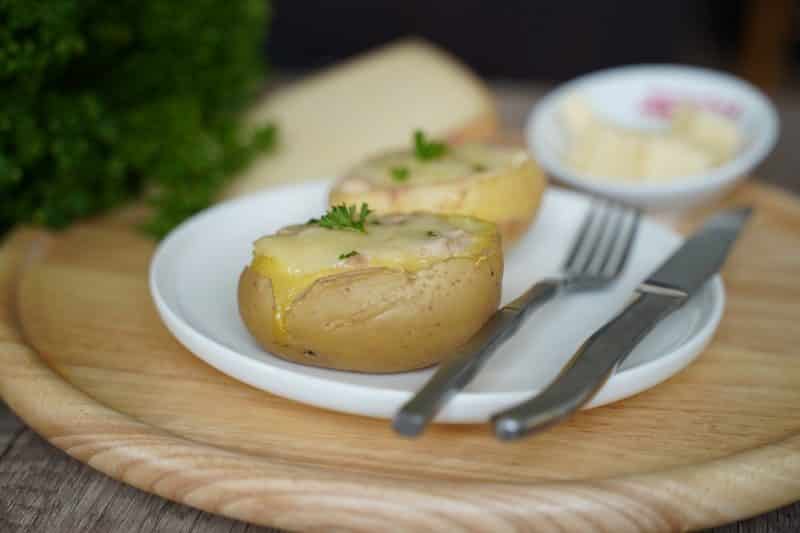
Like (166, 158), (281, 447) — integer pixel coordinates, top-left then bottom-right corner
(329, 157), (546, 249)
(238, 239), (503, 373)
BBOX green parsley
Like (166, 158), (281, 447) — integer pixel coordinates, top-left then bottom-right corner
(391, 166), (410, 182)
(339, 250), (359, 260)
(0, 0), (275, 239)
(413, 130), (448, 160)
(308, 203), (373, 233)
(472, 163), (487, 172)
(426, 230), (440, 238)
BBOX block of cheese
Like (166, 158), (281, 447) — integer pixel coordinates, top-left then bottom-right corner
(560, 93), (741, 183)
(671, 105), (740, 164)
(222, 38), (498, 198)
(639, 137), (713, 181)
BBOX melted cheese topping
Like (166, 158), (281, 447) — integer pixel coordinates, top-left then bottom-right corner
(339, 144), (529, 191)
(250, 213), (497, 343)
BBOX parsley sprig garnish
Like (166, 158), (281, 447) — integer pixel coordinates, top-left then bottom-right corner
(413, 129), (448, 160)
(339, 250), (359, 260)
(308, 203), (373, 233)
(391, 166), (410, 181)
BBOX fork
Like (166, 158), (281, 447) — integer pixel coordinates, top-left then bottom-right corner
(392, 201), (641, 437)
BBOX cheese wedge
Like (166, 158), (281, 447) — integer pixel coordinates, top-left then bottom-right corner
(223, 39), (498, 198)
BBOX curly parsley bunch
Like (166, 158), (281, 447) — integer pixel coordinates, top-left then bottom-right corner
(1, 0), (276, 238)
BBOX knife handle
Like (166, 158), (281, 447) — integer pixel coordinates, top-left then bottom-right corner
(392, 280), (560, 437)
(492, 290), (686, 440)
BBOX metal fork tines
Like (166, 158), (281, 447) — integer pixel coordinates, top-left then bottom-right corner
(562, 201), (641, 290)
(392, 200), (641, 437)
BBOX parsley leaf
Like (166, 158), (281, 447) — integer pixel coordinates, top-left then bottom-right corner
(0, 0), (275, 239)
(413, 130), (448, 160)
(309, 203), (373, 233)
(391, 166), (410, 182)
(426, 230), (440, 237)
(339, 250), (359, 260)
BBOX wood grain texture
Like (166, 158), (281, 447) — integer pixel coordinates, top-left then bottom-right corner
(706, 503), (800, 533)
(0, 229), (40, 459)
(0, 403), (22, 459)
(0, 429), (279, 533)
(0, 228), (279, 533)
(1, 182), (800, 532)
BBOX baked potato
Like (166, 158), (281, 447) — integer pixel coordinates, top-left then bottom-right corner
(238, 206), (503, 373)
(329, 135), (546, 248)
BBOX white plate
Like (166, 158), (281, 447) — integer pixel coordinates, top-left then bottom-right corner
(150, 181), (725, 423)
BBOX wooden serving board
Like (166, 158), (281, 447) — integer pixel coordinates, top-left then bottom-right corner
(1, 182), (799, 532)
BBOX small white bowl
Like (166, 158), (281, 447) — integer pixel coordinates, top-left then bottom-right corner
(526, 65), (779, 208)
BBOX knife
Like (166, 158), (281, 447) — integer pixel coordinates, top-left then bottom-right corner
(491, 207), (753, 440)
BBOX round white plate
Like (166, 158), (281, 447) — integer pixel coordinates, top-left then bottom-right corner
(150, 181), (725, 423)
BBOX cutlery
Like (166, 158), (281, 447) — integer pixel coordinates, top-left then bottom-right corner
(393, 201), (641, 437)
(492, 207), (752, 440)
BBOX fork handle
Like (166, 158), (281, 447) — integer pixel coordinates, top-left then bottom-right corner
(392, 280), (560, 437)
(491, 291), (686, 440)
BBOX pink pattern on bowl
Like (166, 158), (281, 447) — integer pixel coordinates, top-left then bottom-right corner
(641, 88), (742, 119)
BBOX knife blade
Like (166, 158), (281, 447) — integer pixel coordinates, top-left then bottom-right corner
(491, 207), (753, 441)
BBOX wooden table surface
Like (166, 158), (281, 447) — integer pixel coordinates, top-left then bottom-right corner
(2, 82), (799, 533)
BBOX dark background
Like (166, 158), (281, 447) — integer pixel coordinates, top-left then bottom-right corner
(266, 0), (789, 83)
(266, 0), (800, 189)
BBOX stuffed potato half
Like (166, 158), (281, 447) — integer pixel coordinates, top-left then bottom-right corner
(238, 210), (503, 373)
(330, 143), (546, 248)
